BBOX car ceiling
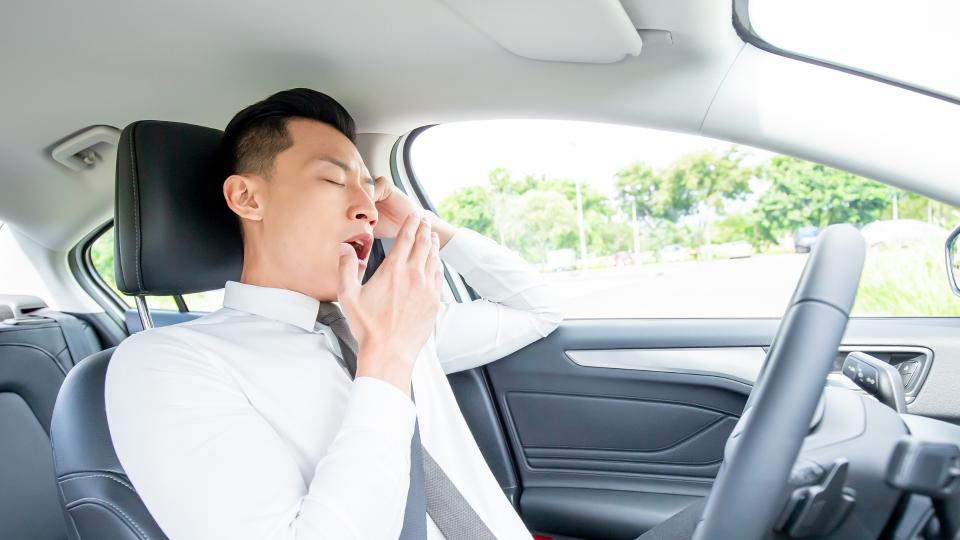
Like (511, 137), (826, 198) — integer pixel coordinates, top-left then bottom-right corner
(1, 0), (958, 252)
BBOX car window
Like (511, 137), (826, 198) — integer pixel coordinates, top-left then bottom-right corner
(746, 0), (959, 101)
(409, 120), (960, 318)
(88, 226), (224, 313)
(0, 222), (60, 304)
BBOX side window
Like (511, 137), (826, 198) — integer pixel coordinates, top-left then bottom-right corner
(409, 120), (960, 318)
(87, 226), (224, 313)
(0, 222), (55, 302)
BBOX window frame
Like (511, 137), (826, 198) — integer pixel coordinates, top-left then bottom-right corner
(392, 127), (472, 304)
(69, 220), (127, 325)
(70, 220), (188, 325)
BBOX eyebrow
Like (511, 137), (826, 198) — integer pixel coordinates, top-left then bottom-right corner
(311, 156), (374, 185)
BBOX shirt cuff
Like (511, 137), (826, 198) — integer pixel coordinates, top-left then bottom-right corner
(342, 377), (417, 441)
(439, 228), (494, 275)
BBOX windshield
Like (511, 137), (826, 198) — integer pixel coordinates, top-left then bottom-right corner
(747, 0), (960, 101)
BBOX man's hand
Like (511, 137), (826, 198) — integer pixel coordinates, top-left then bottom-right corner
(373, 176), (457, 248)
(337, 212), (443, 394)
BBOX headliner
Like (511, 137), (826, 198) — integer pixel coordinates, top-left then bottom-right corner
(1, 0), (957, 250)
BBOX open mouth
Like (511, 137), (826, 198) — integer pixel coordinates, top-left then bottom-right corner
(342, 233), (373, 265)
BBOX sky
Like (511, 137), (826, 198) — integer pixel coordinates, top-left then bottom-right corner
(408, 119), (776, 205)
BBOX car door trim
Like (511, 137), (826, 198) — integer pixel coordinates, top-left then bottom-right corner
(565, 347), (766, 385)
(566, 345), (933, 402)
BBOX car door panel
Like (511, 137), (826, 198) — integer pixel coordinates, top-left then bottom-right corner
(448, 368), (522, 508)
(521, 487), (699, 540)
(449, 317), (960, 539)
(482, 320), (751, 539)
(506, 392), (735, 477)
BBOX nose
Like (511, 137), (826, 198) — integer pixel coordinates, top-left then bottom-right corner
(346, 182), (378, 228)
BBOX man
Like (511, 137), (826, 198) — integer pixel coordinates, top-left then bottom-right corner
(105, 88), (563, 539)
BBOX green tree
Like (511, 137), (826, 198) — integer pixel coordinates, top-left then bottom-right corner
(437, 169), (618, 263)
(712, 212), (761, 246)
(487, 169), (619, 260)
(664, 148), (752, 257)
(614, 163), (680, 223)
(483, 169), (610, 247)
(437, 185), (495, 238)
(752, 156), (890, 244)
(614, 149), (752, 256)
(638, 220), (697, 259)
(614, 163), (666, 256)
(535, 177), (609, 215)
(487, 167), (516, 194)
(886, 190), (960, 229)
(584, 211), (632, 256)
(500, 190), (579, 262)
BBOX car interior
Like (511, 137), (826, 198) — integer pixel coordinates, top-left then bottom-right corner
(2, 1), (960, 539)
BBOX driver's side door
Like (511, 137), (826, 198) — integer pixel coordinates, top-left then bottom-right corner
(450, 316), (960, 540)
(402, 121), (960, 540)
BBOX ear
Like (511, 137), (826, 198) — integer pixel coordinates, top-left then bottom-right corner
(223, 174), (265, 223)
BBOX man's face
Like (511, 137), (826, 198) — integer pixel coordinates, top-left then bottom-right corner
(243, 119), (377, 300)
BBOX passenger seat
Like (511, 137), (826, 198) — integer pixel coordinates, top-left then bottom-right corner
(0, 294), (104, 540)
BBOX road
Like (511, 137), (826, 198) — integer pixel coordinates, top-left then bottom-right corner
(541, 253), (810, 318)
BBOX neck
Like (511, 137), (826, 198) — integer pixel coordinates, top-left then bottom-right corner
(239, 245), (335, 302)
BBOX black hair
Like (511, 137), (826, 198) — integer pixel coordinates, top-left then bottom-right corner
(220, 88), (356, 178)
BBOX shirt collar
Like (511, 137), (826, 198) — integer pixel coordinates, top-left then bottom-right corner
(222, 280), (320, 332)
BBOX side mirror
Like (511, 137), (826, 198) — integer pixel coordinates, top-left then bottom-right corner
(947, 223), (960, 297)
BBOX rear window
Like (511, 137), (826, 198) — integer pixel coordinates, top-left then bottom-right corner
(88, 226), (224, 312)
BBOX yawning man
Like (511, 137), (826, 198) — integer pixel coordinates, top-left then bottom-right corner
(105, 88), (563, 539)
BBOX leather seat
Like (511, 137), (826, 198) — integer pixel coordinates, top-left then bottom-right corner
(50, 120), (243, 540)
(49, 119), (387, 539)
(0, 295), (103, 540)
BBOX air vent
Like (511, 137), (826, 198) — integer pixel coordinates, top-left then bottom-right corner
(50, 125), (120, 171)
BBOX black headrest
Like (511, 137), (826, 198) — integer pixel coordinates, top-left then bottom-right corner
(114, 121), (243, 296)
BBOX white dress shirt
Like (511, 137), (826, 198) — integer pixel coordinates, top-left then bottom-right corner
(105, 228), (563, 540)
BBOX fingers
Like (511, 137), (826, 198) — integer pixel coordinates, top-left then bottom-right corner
(431, 233), (444, 293)
(373, 175), (391, 203)
(408, 217), (433, 267)
(385, 212), (421, 262)
(336, 243), (360, 301)
(424, 231), (440, 274)
(424, 230), (441, 281)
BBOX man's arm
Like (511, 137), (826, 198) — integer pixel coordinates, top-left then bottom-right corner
(434, 226), (564, 374)
(369, 176), (561, 370)
(106, 331), (416, 540)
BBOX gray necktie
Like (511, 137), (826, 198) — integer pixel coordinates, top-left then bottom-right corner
(316, 303), (496, 540)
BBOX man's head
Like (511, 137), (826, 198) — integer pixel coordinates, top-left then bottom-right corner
(221, 88), (377, 301)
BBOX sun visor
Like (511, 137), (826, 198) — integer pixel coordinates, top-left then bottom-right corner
(440, 0), (643, 63)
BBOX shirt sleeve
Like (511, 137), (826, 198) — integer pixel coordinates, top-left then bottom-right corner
(105, 330), (417, 540)
(435, 228), (564, 374)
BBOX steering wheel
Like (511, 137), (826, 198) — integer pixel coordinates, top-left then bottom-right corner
(692, 224), (866, 540)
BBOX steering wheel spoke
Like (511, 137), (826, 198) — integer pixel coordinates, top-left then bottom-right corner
(692, 225), (866, 540)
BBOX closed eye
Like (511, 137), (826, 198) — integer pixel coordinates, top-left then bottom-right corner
(323, 179), (345, 187)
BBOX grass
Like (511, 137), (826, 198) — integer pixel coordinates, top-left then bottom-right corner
(853, 241), (960, 316)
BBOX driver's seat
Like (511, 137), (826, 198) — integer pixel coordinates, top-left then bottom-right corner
(50, 120), (243, 539)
